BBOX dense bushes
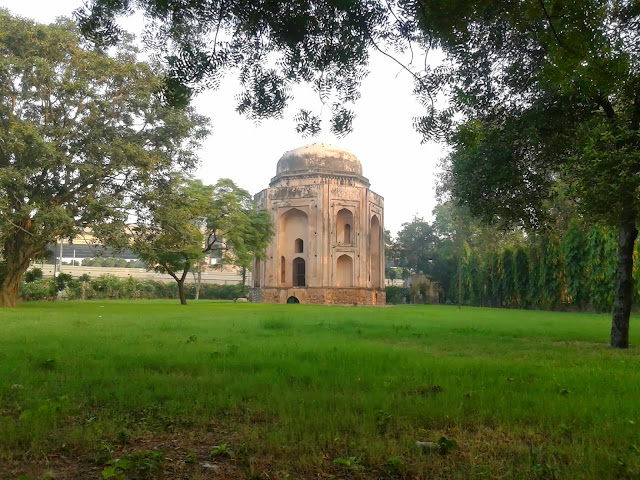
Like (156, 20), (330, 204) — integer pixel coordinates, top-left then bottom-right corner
(444, 224), (639, 313)
(385, 286), (410, 304)
(19, 274), (245, 302)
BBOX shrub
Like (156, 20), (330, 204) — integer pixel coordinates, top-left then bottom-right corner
(386, 286), (409, 304)
(20, 279), (55, 300)
(20, 273), (246, 302)
(55, 273), (73, 292)
(24, 268), (43, 283)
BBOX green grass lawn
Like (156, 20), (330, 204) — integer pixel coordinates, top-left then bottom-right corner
(1, 301), (639, 479)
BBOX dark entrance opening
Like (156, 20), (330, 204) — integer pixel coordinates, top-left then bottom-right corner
(293, 257), (306, 287)
(286, 296), (300, 304)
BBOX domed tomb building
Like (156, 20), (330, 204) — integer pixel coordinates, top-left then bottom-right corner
(250, 144), (385, 305)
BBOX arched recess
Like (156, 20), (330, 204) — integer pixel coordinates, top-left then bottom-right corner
(278, 208), (308, 286)
(336, 254), (353, 287)
(336, 208), (354, 244)
(293, 257), (306, 287)
(370, 215), (381, 289)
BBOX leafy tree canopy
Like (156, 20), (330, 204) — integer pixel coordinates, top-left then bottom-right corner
(75, 0), (424, 136)
(416, 0), (639, 348)
(128, 175), (273, 305)
(0, 11), (209, 306)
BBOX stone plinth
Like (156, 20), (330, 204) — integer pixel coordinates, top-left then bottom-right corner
(249, 287), (386, 306)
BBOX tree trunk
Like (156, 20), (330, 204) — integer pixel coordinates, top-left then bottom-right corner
(0, 238), (35, 307)
(0, 272), (22, 307)
(178, 279), (187, 305)
(195, 265), (202, 300)
(611, 208), (638, 349)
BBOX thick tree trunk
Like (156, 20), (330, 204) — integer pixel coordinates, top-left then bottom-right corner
(0, 273), (22, 307)
(611, 208), (638, 349)
(178, 279), (187, 305)
(0, 234), (35, 307)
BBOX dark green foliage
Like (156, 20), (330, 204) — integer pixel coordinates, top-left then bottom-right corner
(385, 286), (409, 305)
(436, 218), (632, 313)
(76, 0), (408, 136)
(23, 269), (43, 283)
(422, 0), (639, 346)
(586, 226), (618, 312)
(561, 220), (589, 308)
(500, 248), (515, 308)
(101, 449), (165, 479)
(0, 12), (209, 307)
(127, 176), (272, 305)
(466, 250), (483, 306)
(55, 273), (73, 293)
(20, 275), (245, 302)
(537, 236), (564, 309)
(488, 252), (501, 308)
(514, 247), (529, 308)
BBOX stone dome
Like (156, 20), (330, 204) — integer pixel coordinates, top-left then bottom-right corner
(276, 144), (363, 177)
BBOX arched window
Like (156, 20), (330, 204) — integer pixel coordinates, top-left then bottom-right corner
(278, 208), (308, 287)
(293, 257), (306, 287)
(336, 254), (353, 287)
(336, 208), (354, 244)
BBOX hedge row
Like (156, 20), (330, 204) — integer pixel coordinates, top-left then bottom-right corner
(19, 274), (246, 301)
(444, 221), (640, 312)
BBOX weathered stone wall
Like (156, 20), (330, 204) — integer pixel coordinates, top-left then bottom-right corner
(249, 287), (386, 305)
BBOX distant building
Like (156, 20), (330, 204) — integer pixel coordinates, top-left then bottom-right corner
(250, 144), (385, 305)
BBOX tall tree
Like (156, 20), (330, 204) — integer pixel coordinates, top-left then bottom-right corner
(416, 1), (640, 347)
(394, 216), (439, 276)
(0, 12), (209, 307)
(130, 176), (273, 305)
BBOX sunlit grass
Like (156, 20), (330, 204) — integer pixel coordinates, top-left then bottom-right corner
(1, 301), (639, 478)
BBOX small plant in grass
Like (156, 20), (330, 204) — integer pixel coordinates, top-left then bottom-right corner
(101, 450), (165, 479)
(529, 445), (556, 479)
(185, 451), (196, 463)
(417, 436), (459, 456)
(437, 436), (459, 455)
(37, 358), (56, 371)
(382, 456), (405, 478)
(376, 410), (393, 435)
(19, 395), (69, 420)
(117, 428), (131, 445)
(616, 445), (640, 478)
(334, 456), (363, 472)
(558, 424), (574, 438)
(95, 441), (115, 464)
(210, 443), (235, 458)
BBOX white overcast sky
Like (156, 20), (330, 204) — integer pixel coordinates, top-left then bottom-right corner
(1, 0), (446, 236)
